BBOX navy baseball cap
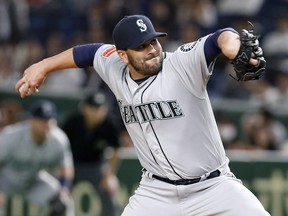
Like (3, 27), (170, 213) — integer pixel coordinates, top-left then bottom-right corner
(29, 100), (57, 119)
(112, 15), (167, 50)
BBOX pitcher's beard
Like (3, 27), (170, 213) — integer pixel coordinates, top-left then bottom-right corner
(128, 53), (163, 77)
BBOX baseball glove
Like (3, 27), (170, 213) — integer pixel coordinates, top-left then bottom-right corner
(230, 22), (266, 81)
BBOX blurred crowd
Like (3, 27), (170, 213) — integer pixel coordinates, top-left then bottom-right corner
(1, 0), (288, 152)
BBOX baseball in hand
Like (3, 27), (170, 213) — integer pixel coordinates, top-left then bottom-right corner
(19, 83), (32, 96)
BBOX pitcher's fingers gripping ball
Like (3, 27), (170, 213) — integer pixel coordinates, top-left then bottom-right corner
(18, 82), (33, 97)
(18, 81), (39, 98)
(19, 82), (31, 96)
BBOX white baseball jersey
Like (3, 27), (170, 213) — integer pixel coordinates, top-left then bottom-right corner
(93, 35), (228, 180)
(0, 121), (73, 194)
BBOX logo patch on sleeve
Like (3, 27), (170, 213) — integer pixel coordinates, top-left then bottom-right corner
(179, 42), (197, 52)
(102, 46), (117, 58)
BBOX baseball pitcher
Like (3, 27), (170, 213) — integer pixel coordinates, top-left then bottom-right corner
(15, 15), (269, 216)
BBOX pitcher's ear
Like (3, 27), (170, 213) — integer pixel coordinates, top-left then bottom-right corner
(117, 50), (129, 64)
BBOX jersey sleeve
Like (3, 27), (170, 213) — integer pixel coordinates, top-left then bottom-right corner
(166, 35), (216, 98)
(73, 43), (103, 68)
(0, 124), (22, 164)
(204, 27), (238, 65)
(92, 44), (127, 94)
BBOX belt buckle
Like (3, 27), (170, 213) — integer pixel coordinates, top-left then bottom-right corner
(175, 177), (201, 185)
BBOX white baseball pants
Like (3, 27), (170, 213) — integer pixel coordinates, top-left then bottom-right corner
(121, 172), (270, 216)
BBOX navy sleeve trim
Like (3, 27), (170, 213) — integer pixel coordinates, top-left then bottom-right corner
(204, 28), (238, 65)
(73, 43), (104, 68)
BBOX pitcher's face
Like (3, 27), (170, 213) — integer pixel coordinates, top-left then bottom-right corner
(118, 38), (164, 79)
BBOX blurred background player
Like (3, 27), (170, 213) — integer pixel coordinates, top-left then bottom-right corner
(0, 100), (75, 216)
(61, 91), (121, 216)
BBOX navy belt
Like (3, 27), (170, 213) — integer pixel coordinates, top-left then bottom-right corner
(146, 169), (221, 185)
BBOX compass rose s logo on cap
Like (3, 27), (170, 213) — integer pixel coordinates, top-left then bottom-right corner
(136, 19), (147, 32)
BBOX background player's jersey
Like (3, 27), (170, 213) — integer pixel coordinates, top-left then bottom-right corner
(94, 35), (227, 180)
(0, 122), (73, 193)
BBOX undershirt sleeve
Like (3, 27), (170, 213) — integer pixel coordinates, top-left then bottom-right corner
(73, 43), (104, 68)
(204, 27), (238, 65)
